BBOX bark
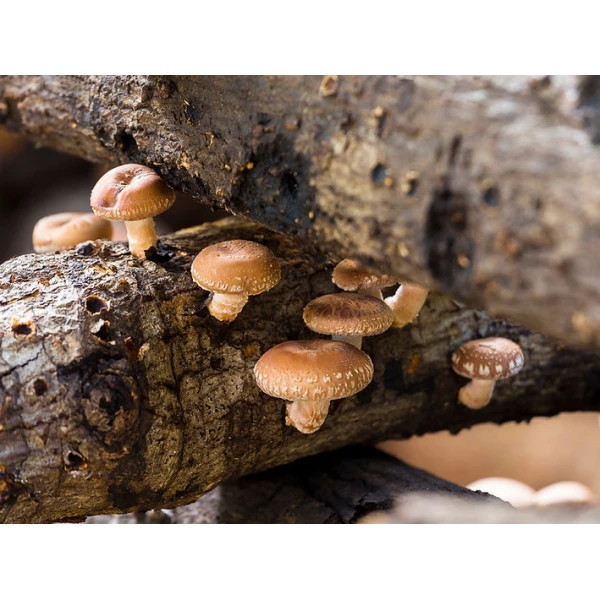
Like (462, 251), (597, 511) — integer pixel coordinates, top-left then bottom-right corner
(87, 447), (506, 524)
(1, 76), (599, 350)
(1, 219), (599, 523)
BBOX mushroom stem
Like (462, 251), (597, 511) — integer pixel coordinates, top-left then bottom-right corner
(208, 292), (249, 322)
(285, 399), (331, 434)
(384, 283), (429, 328)
(332, 334), (363, 349)
(363, 288), (384, 300)
(458, 378), (496, 409)
(124, 218), (158, 259)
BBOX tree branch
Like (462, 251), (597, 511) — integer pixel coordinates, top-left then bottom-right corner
(1, 75), (599, 349)
(87, 447), (506, 524)
(1, 219), (599, 522)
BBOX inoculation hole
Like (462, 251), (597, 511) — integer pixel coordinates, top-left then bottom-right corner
(64, 449), (87, 472)
(371, 163), (388, 184)
(90, 320), (111, 342)
(482, 185), (499, 206)
(114, 130), (138, 153)
(86, 295), (109, 315)
(33, 378), (48, 396)
(11, 321), (33, 337)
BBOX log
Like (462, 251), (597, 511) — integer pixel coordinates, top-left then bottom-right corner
(87, 447), (506, 524)
(1, 75), (599, 349)
(1, 218), (599, 523)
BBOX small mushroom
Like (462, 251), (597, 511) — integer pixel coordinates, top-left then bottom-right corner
(90, 164), (176, 259)
(384, 282), (429, 328)
(32, 212), (113, 253)
(254, 339), (374, 434)
(451, 337), (524, 409)
(332, 259), (397, 299)
(302, 293), (393, 349)
(534, 481), (595, 507)
(191, 240), (281, 322)
(467, 477), (536, 508)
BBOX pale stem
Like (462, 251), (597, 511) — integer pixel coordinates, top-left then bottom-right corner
(362, 288), (383, 300)
(332, 334), (362, 349)
(286, 399), (331, 434)
(208, 292), (249, 322)
(124, 218), (158, 259)
(384, 283), (429, 328)
(458, 378), (496, 409)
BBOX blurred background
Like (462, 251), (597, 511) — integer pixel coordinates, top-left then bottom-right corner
(2, 129), (599, 498)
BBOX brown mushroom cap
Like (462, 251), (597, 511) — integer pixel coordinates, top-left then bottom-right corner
(254, 340), (374, 402)
(191, 240), (281, 295)
(32, 212), (113, 253)
(332, 259), (397, 291)
(303, 293), (393, 337)
(90, 164), (176, 221)
(452, 337), (524, 380)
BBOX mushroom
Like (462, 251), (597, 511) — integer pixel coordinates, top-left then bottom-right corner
(254, 339), (374, 434)
(534, 481), (595, 507)
(451, 337), (524, 409)
(90, 164), (176, 259)
(384, 282), (429, 328)
(302, 293), (393, 349)
(191, 240), (281, 322)
(467, 477), (536, 508)
(332, 259), (397, 299)
(32, 212), (113, 253)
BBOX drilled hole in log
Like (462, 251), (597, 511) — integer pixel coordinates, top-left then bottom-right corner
(85, 295), (109, 315)
(11, 321), (34, 337)
(33, 378), (48, 396)
(90, 320), (111, 343)
(482, 185), (499, 206)
(64, 449), (87, 472)
(371, 163), (388, 184)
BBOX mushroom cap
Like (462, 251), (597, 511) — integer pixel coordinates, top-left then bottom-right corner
(332, 259), (397, 291)
(32, 212), (113, 253)
(191, 240), (281, 295)
(90, 164), (176, 221)
(303, 293), (393, 337)
(452, 337), (524, 380)
(467, 477), (536, 508)
(254, 340), (374, 402)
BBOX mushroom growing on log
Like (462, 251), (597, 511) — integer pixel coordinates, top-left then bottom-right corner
(1, 75), (599, 349)
(1, 218), (599, 523)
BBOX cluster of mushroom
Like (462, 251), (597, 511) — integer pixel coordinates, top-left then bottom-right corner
(30, 162), (526, 431)
(253, 259), (434, 434)
(32, 164), (177, 259)
(467, 477), (596, 508)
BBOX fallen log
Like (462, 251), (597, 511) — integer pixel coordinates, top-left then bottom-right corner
(1, 218), (599, 523)
(1, 76), (599, 349)
(87, 447), (506, 524)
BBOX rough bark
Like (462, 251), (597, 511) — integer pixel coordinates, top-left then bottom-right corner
(1, 76), (600, 350)
(1, 218), (599, 523)
(87, 447), (506, 524)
